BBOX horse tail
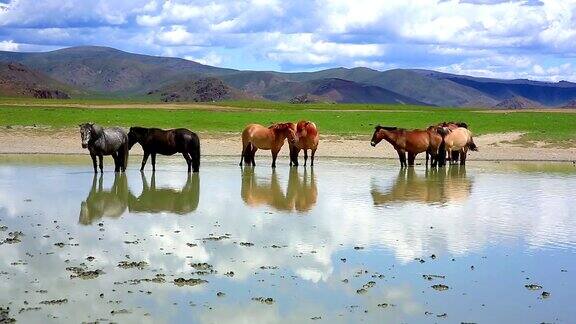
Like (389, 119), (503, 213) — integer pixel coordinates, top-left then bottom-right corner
(122, 136), (129, 171)
(243, 142), (254, 165)
(468, 137), (478, 151)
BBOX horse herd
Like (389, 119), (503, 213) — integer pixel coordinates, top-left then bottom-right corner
(79, 120), (475, 172)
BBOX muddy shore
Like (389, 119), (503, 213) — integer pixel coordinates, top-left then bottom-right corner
(0, 128), (575, 162)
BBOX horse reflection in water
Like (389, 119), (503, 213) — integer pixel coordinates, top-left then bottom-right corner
(128, 172), (199, 215)
(79, 172), (200, 224)
(79, 173), (129, 225)
(241, 167), (317, 212)
(371, 166), (472, 205)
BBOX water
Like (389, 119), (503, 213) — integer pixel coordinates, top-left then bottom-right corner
(0, 155), (575, 323)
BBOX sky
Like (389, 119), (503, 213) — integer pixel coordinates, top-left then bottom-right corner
(1, 0), (576, 81)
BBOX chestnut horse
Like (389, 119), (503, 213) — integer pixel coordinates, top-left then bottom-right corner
(370, 126), (442, 167)
(437, 127), (478, 165)
(289, 121), (319, 167)
(239, 123), (296, 168)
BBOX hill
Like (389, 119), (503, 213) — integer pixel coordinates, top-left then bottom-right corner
(493, 96), (542, 109)
(0, 62), (74, 98)
(2, 46), (576, 107)
(152, 77), (261, 102)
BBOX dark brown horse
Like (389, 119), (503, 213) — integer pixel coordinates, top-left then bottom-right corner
(370, 126), (442, 167)
(239, 123), (296, 168)
(128, 127), (200, 173)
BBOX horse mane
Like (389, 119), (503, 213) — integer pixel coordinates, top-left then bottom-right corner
(375, 125), (400, 131)
(269, 123), (294, 133)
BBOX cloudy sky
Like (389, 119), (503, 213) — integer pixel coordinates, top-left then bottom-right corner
(1, 0), (576, 81)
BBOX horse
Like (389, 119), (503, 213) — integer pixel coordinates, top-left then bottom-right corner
(437, 127), (478, 165)
(425, 125), (444, 167)
(239, 123), (296, 168)
(370, 126), (442, 167)
(128, 127), (200, 173)
(289, 121), (319, 167)
(435, 121), (468, 164)
(79, 173), (128, 225)
(128, 172), (199, 215)
(79, 123), (129, 173)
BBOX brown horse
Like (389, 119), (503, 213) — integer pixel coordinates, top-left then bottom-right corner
(370, 126), (442, 167)
(289, 121), (319, 167)
(239, 123), (296, 168)
(437, 127), (478, 165)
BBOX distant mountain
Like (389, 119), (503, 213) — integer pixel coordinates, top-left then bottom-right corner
(417, 70), (576, 106)
(493, 96), (542, 109)
(0, 62), (76, 98)
(264, 78), (429, 104)
(0, 46), (235, 94)
(2, 46), (576, 107)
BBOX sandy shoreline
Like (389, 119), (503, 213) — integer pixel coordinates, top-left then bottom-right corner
(0, 128), (575, 162)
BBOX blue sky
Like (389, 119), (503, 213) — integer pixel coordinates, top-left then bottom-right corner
(1, 0), (576, 81)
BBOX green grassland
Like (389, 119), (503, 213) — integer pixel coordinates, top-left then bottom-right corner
(1, 98), (575, 146)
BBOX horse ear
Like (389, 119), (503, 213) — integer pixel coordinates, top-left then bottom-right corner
(89, 122), (94, 126)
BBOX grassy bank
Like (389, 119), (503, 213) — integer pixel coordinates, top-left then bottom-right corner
(1, 98), (575, 146)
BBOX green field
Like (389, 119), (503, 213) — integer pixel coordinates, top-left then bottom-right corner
(1, 98), (575, 146)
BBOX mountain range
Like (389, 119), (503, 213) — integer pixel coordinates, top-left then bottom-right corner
(1, 46), (576, 108)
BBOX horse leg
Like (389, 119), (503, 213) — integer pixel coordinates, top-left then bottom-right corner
(311, 148), (317, 167)
(151, 153), (157, 172)
(303, 149), (308, 166)
(460, 148), (468, 165)
(90, 153), (97, 173)
(397, 150), (406, 168)
(183, 152), (192, 173)
(98, 155), (103, 173)
(289, 145), (299, 167)
(251, 146), (257, 166)
(141, 151), (149, 171)
(271, 149), (279, 168)
(425, 149), (429, 167)
(112, 152), (119, 172)
(408, 152), (416, 167)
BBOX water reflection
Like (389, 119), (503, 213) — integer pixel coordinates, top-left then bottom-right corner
(79, 173), (128, 225)
(241, 167), (318, 212)
(371, 166), (472, 206)
(128, 172), (200, 214)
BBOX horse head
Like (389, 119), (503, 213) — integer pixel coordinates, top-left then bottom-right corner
(272, 123), (297, 145)
(128, 127), (147, 149)
(371, 125), (397, 147)
(79, 122), (95, 148)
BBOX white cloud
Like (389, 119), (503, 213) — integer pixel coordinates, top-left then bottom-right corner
(3, 0), (576, 78)
(185, 52), (223, 66)
(0, 40), (19, 51)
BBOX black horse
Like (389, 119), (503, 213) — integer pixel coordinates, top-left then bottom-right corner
(128, 127), (200, 173)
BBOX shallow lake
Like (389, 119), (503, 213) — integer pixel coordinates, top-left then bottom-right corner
(0, 155), (575, 323)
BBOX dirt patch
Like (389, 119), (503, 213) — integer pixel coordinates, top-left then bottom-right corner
(0, 129), (574, 161)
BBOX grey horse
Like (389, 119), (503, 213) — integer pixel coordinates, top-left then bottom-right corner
(79, 123), (129, 173)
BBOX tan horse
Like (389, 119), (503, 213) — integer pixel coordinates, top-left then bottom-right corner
(289, 121), (320, 167)
(434, 121), (468, 164)
(438, 127), (478, 165)
(370, 126), (442, 167)
(240, 123), (296, 168)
